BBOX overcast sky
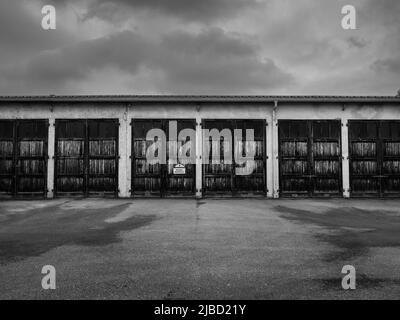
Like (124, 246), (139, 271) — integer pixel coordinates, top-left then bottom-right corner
(0, 0), (399, 95)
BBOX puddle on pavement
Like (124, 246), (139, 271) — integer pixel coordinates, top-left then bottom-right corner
(276, 205), (400, 261)
(0, 202), (158, 264)
(316, 274), (400, 290)
(196, 201), (206, 208)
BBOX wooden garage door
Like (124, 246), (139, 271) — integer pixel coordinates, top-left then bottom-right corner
(202, 119), (266, 196)
(55, 119), (118, 197)
(349, 120), (400, 197)
(0, 120), (48, 198)
(132, 119), (196, 197)
(279, 120), (342, 197)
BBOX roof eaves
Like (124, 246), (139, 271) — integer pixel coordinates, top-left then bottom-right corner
(0, 95), (399, 103)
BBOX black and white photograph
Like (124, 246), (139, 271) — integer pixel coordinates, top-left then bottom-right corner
(0, 0), (400, 310)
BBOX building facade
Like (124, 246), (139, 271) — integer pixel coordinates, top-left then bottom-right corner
(1, 95), (400, 199)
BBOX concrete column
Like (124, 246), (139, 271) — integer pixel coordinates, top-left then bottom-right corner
(195, 115), (203, 199)
(266, 117), (274, 198)
(126, 115), (132, 198)
(341, 118), (350, 198)
(118, 111), (130, 198)
(272, 102), (280, 198)
(47, 118), (55, 199)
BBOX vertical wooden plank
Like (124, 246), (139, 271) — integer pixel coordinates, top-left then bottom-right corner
(84, 119), (89, 197)
(13, 121), (17, 197)
(377, 121), (383, 197)
(308, 120), (313, 196)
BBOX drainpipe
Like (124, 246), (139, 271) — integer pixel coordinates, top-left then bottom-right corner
(195, 104), (203, 199)
(272, 100), (279, 198)
(273, 100), (278, 122)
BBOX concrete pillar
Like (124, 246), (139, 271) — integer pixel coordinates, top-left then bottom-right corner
(266, 117), (274, 198)
(47, 118), (55, 199)
(195, 115), (203, 199)
(126, 115), (132, 198)
(341, 118), (350, 198)
(272, 102), (280, 198)
(118, 110), (130, 198)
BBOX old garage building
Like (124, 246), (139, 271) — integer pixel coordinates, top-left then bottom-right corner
(1, 95), (400, 199)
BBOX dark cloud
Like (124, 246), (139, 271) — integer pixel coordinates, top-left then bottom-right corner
(0, 28), (293, 94)
(81, 0), (261, 23)
(33, 31), (148, 79)
(0, 0), (74, 58)
(153, 28), (293, 93)
(347, 36), (368, 49)
(1, 31), (150, 91)
(1, 0), (399, 95)
(363, 0), (400, 26)
(40, 0), (261, 22)
(371, 58), (400, 74)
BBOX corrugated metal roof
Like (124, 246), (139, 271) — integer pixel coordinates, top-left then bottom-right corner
(0, 95), (399, 103)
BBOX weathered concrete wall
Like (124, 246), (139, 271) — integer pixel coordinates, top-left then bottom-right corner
(1, 100), (399, 198)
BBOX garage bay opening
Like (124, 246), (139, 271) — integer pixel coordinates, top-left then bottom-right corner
(54, 119), (119, 197)
(349, 120), (400, 197)
(278, 120), (342, 197)
(202, 119), (266, 197)
(0, 120), (48, 198)
(132, 119), (196, 197)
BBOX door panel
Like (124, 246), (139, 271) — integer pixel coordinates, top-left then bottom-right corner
(349, 121), (379, 196)
(0, 121), (14, 197)
(0, 120), (48, 198)
(87, 120), (118, 195)
(349, 120), (400, 197)
(132, 120), (163, 197)
(279, 120), (309, 196)
(312, 120), (341, 195)
(380, 121), (400, 196)
(55, 120), (86, 195)
(132, 119), (196, 197)
(55, 119), (118, 197)
(279, 120), (342, 197)
(166, 120), (196, 195)
(203, 120), (234, 195)
(203, 119), (266, 196)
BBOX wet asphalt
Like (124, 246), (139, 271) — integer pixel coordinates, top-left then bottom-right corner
(1, 198), (400, 299)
